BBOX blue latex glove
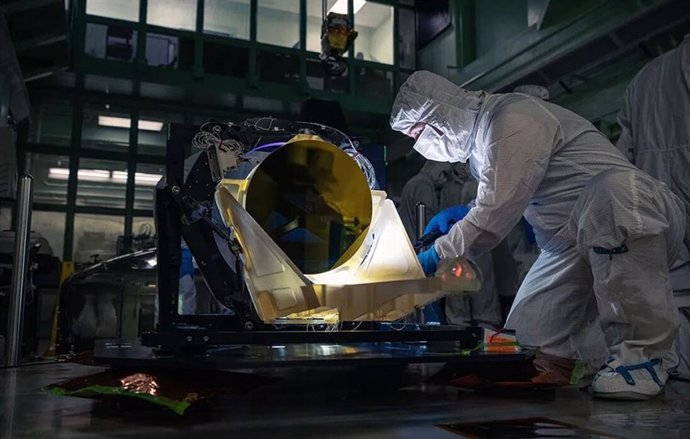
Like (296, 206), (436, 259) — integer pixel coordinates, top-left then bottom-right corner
(180, 247), (195, 278)
(424, 205), (470, 236)
(418, 246), (440, 276)
(521, 217), (537, 244)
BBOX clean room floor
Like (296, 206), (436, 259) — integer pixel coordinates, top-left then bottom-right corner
(2, 362), (689, 438)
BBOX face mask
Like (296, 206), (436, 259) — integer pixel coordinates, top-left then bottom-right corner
(413, 125), (464, 163)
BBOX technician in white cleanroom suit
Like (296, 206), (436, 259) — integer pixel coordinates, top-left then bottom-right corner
(390, 70), (686, 400)
(616, 33), (690, 379)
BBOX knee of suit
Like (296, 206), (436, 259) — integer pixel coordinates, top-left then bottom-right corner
(570, 169), (683, 255)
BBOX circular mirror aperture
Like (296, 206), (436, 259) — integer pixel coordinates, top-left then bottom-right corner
(245, 139), (372, 274)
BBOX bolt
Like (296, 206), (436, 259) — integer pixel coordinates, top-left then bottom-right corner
(186, 336), (193, 342)
(244, 321), (255, 330)
(203, 336), (209, 342)
(171, 186), (181, 195)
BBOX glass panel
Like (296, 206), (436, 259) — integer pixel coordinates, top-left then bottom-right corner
(132, 216), (155, 239)
(84, 23), (138, 62)
(31, 211), (66, 259)
(399, 7), (415, 69)
(203, 42), (249, 77)
(137, 111), (182, 156)
(306, 57), (349, 92)
(118, 216), (156, 254)
(356, 66), (393, 99)
(82, 104), (131, 152)
(257, 0), (300, 49)
(134, 163), (165, 211)
(306, 0), (325, 53)
(191, 89), (237, 109)
(147, 0), (197, 31)
(257, 50), (300, 85)
(86, 0), (139, 22)
(305, 58), (325, 90)
(204, 0), (250, 39)
(140, 82), (187, 100)
(75, 158), (128, 209)
(355, 2), (393, 64)
(243, 96), (282, 112)
(25, 153), (70, 204)
(84, 75), (134, 95)
(29, 99), (72, 146)
(145, 33), (195, 70)
(73, 214), (124, 263)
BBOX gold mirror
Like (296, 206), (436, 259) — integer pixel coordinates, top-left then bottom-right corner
(245, 137), (372, 274)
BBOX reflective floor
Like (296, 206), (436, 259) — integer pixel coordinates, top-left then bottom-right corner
(2, 362), (690, 438)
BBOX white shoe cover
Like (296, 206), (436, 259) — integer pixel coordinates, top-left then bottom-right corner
(591, 357), (667, 400)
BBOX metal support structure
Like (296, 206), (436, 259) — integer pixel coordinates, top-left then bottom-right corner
(142, 326), (481, 351)
(455, 0), (476, 69)
(415, 202), (426, 324)
(5, 175), (34, 366)
(416, 202), (426, 241)
(123, 108), (139, 239)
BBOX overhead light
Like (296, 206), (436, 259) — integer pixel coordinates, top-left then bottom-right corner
(134, 172), (163, 186)
(112, 171), (162, 186)
(138, 120), (164, 131)
(110, 171), (128, 184)
(48, 168), (70, 180)
(328, 0), (366, 15)
(77, 169), (111, 182)
(98, 115), (164, 132)
(98, 115), (129, 129)
(49, 168), (162, 186)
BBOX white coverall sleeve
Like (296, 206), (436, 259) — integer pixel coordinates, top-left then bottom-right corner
(434, 103), (557, 260)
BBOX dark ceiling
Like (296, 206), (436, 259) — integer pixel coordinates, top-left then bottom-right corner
(2, 0), (69, 82)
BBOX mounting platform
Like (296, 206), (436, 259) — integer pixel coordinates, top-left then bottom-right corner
(94, 325), (535, 370)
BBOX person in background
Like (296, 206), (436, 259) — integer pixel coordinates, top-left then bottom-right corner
(178, 240), (197, 315)
(616, 33), (690, 378)
(439, 163), (502, 328)
(398, 160), (451, 242)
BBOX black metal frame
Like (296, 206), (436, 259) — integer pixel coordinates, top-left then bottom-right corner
(143, 324), (482, 352)
(153, 124), (250, 335)
(95, 338), (535, 370)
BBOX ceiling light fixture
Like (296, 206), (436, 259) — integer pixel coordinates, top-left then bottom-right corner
(111, 171), (161, 186)
(47, 168), (70, 180)
(77, 169), (111, 182)
(49, 168), (162, 186)
(98, 115), (164, 132)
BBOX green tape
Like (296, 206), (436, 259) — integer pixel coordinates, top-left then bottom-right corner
(570, 361), (586, 385)
(44, 385), (192, 416)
